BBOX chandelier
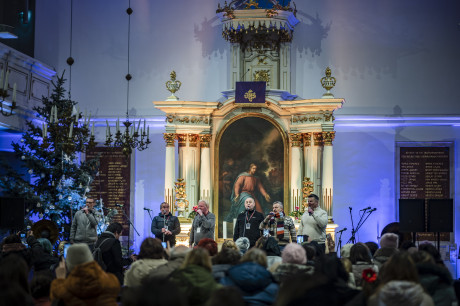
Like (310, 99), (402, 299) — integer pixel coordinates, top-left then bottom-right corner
(0, 67), (17, 116)
(105, 1), (150, 156)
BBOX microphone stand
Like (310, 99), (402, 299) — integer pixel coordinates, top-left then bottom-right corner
(336, 230), (344, 254)
(120, 205), (140, 256)
(144, 208), (153, 222)
(348, 207), (356, 244)
(347, 209), (376, 244)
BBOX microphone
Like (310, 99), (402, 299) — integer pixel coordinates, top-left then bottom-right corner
(115, 203), (124, 207)
(143, 207), (152, 211)
(349, 207), (352, 211)
(337, 227), (347, 233)
(359, 207), (371, 211)
(240, 68), (250, 81)
(369, 208), (377, 212)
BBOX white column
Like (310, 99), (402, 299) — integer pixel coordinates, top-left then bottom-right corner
(312, 132), (323, 198)
(163, 133), (176, 209)
(185, 134), (200, 208)
(289, 133), (303, 212)
(322, 132), (335, 219)
(302, 133), (312, 181)
(199, 135), (212, 204)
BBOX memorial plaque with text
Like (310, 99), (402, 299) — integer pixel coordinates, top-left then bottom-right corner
(86, 147), (130, 236)
(399, 147), (450, 240)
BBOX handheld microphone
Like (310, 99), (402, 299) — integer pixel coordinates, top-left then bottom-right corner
(308, 210), (312, 216)
(115, 203), (124, 207)
(240, 68), (250, 81)
(359, 207), (371, 211)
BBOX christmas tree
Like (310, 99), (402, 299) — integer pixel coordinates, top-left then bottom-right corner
(0, 73), (102, 243)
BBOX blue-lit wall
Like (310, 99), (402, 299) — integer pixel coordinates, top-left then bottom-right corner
(25, 0), (460, 256)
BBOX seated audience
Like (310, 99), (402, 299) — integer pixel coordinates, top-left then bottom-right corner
(169, 247), (219, 306)
(124, 237), (167, 287)
(221, 240), (239, 252)
(364, 241), (379, 258)
(221, 248), (278, 305)
(255, 236), (282, 269)
(197, 238), (218, 256)
(235, 237), (250, 255)
(206, 286), (245, 306)
(367, 252), (434, 306)
(271, 243), (313, 284)
(212, 247), (241, 282)
(350, 242), (379, 288)
(373, 233), (399, 269)
(151, 245), (190, 279)
(122, 276), (187, 306)
(50, 243), (120, 305)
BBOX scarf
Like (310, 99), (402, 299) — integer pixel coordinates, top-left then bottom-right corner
(269, 212), (285, 239)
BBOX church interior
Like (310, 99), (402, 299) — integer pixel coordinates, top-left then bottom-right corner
(0, 0), (459, 278)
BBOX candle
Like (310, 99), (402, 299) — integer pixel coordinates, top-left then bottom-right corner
(44, 124), (47, 136)
(91, 122), (95, 136)
(12, 83), (16, 102)
(137, 119), (141, 132)
(69, 123), (73, 138)
(143, 119), (146, 133)
(54, 105), (58, 121)
(223, 222), (227, 239)
(75, 106), (80, 122)
(3, 70), (9, 90)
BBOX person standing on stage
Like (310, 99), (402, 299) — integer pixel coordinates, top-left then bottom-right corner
(189, 200), (215, 247)
(233, 197), (264, 248)
(298, 193), (328, 253)
(70, 197), (99, 251)
(151, 202), (181, 247)
(259, 201), (296, 251)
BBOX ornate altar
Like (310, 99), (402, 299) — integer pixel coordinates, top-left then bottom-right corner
(154, 1), (343, 242)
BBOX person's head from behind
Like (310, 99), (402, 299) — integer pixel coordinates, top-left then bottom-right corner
(349, 242), (372, 264)
(206, 286), (245, 306)
(235, 237), (250, 254)
(221, 240), (239, 252)
(30, 271), (53, 302)
(138, 237), (164, 260)
(170, 245), (190, 258)
(303, 245), (317, 262)
(241, 248), (267, 268)
(410, 250), (436, 265)
(65, 243), (94, 272)
(37, 238), (53, 255)
(282, 243), (307, 264)
(380, 251), (419, 284)
(106, 222), (123, 239)
(418, 242), (443, 264)
(123, 277), (187, 306)
(379, 233), (399, 249)
(183, 247), (212, 272)
(0, 254), (30, 293)
(256, 236), (281, 257)
(364, 241), (379, 257)
(212, 248), (241, 265)
(197, 238), (218, 256)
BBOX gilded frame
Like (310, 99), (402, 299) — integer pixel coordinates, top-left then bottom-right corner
(213, 113), (289, 241)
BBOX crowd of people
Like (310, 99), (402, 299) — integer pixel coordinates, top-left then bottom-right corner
(0, 196), (459, 305)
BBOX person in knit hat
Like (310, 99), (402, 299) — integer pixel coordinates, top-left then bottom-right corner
(235, 237), (250, 255)
(272, 243), (313, 284)
(340, 243), (354, 258)
(50, 243), (120, 305)
(374, 233), (399, 269)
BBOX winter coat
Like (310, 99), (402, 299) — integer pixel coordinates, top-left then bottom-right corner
(220, 262), (279, 305)
(169, 264), (219, 306)
(151, 213), (181, 246)
(351, 261), (379, 289)
(70, 209), (98, 244)
(368, 280), (434, 306)
(212, 264), (233, 282)
(50, 261), (120, 306)
(272, 263), (314, 284)
(150, 251), (187, 279)
(416, 262), (458, 306)
(124, 258), (168, 287)
(94, 231), (124, 284)
(373, 247), (399, 269)
(1, 236), (42, 270)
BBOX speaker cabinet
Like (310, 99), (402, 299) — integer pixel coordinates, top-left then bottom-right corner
(399, 199), (425, 232)
(428, 199), (453, 232)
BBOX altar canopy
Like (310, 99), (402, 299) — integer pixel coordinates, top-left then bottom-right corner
(154, 2), (344, 241)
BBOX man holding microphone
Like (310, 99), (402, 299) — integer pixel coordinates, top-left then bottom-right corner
(298, 193), (328, 253)
(151, 202), (181, 247)
(70, 197), (99, 251)
(233, 197), (264, 248)
(259, 201), (296, 251)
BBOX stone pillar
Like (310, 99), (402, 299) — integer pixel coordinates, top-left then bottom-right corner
(302, 132), (312, 181)
(312, 132), (324, 200)
(163, 133), (176, 211)
(199, 134), (212, 205)
(187, 134), (200, 208)
(322, 131), (335, 219)
(289, 133), (303, 212)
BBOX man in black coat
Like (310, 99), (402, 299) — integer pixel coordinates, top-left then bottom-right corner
(151, 202), (181, 247)
(233, 197), (264, 248)
(94, 222), (130, 284)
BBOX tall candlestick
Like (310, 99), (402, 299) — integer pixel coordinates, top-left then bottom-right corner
(3, 70), (9, 90)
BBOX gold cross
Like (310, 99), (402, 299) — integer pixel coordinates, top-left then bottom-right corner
(244, 89), (257, 102)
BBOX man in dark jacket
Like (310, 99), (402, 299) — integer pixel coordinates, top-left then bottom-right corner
(94, 222), (129, 284)
(233, 197), (264, 248)
(151, 202), (181, 247)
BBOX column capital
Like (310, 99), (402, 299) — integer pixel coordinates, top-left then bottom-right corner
(200, 134), (212, 148)
(302, 132), (312, 147)
(322, 131), (335, 146)
(177, 134), (187, 147)
(163, 133), (176, 147)
(188, 134), (199, 147)
(289, 133), (302, 147)
(313, 132), (323, 146)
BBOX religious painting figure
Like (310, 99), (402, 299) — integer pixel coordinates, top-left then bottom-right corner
(225, 163), (271, 222)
